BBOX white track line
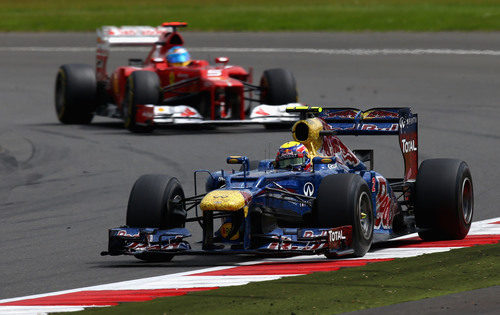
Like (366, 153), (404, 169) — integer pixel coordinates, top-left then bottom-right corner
(2, 46), (500, 56)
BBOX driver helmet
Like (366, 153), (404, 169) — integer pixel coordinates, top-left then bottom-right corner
(166, 46), (191, 66)
(275, 141), (311, 171)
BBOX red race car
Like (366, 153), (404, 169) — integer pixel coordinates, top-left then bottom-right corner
(55, 22), (299, 132)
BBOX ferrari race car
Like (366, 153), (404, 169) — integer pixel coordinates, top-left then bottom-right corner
(102, 107), (474, 261)
(54, 22), (299, 132)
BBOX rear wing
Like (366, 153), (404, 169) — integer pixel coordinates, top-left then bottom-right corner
(97, 25), (180, 47)
(318, 107), (406, 135)
(287, 106), (418, 181)
(96, 22), (187, 81)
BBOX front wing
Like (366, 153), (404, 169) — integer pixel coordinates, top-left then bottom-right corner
(133, 104), (300, 126)
(101, 225), (354, 257)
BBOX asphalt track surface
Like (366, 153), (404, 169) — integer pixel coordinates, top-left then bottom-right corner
(0, 31), (499, 308)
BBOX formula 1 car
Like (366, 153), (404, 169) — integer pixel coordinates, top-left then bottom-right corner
(55, 22), (299, 132)
(102, 106), (474, 261)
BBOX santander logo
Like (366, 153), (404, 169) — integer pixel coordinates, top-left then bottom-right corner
(181, 108), (197, 117)
(254, 108), (270, 116)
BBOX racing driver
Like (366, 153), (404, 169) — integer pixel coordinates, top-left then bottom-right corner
(275, 141), (312, 171)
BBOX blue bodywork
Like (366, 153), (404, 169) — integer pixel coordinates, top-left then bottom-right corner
(104, 107), (418, 259)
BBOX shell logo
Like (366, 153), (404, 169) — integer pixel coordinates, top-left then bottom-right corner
(219, 222), (240, 240)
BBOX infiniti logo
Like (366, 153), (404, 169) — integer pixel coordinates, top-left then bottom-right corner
(303, 182), (315, 197)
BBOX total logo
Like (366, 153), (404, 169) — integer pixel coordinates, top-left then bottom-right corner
(401, 139), (417, 153)
(328, 229), (346, 242)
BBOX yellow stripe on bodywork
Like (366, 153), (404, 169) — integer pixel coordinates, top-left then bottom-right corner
(286, 106), (323, 112)
(200, 190), (247, 211)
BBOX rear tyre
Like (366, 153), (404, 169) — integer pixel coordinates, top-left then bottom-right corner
(123, 71), (160, 133)
(415, 159), (473, 241)
(315, 174), (374, 258)
(260, 68), (298, 105)
(55, 64), (96, 124)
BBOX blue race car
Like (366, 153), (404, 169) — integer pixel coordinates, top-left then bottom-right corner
(102, 106), (474, 261)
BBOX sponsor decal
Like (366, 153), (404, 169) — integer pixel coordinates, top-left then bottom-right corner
(361, 123), (398, 131)
(326, 109), (359, 118)
(219, 222), (240, 240)
(180, 108), (197, 117)
(303, 182), (314, 196)
(321, 136), (360, 168)
(328, 229), (346, 242)
(254, 108), (270, 116)
(267, 242), (326, 251)
(302, 230), (329, 238)
(363, 110), (399, 119)
(303, 230), (314, 238)
(399, 116), (417, 129)
(374, 176), (395, 229)
(207, 69), (222, 77)
(401, 139), (417, 153)
(117, 230), (140, 238)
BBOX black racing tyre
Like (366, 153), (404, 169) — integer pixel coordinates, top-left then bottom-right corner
(126, 174), (186, 229)
(315, 174), (374, 258)
(123, 71), (161, 133)
(55, 64), (96, 124)
(415, 159), (473, 241)
(260, 68), (298, 105)
(226, 88), (242, 119)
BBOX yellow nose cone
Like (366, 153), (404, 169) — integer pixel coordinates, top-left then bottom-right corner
(200, 190), (247, 211)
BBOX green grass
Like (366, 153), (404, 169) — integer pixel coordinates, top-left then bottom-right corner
(69, 243), (500, 314)
(1, 0), (500, 31)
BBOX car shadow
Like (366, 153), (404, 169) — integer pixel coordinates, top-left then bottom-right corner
(93, 254), (263, 269)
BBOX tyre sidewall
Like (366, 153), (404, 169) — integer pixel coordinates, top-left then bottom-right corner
(315, 174), (374, 257)
(55, 64), (96, 124)
(126, 175), (186, 229)
(415, 159), (473, 240)
(260, 68), (297, 105)
(122, 71), (160, 132)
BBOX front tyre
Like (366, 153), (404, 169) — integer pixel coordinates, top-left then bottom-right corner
(315, 174), (374, 258)
(126, 174), (186, 229)
(55, 64), (96, 124)
(126, 174), (186, 262)
(415, 159), (473, 240)
(123, 71), (160, 133)
(260, 68), (298, 105)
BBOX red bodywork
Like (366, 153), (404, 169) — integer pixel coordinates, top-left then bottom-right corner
(96, 23), (251, 120)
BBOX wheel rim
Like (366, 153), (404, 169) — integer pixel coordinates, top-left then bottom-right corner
(358, 191), (373, 239)
(461, 177), (473, 224)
